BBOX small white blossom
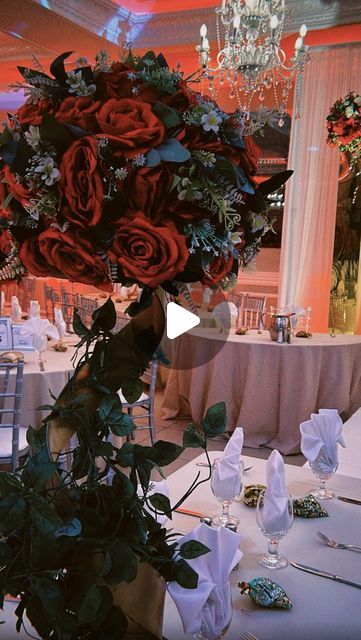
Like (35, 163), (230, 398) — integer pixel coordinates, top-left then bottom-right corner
(354, 95), (361, 106)
(345, 106), (354, 119)
(201, 110), (222, 133)
(24, 125), (42, 150)
(66, 71), (96, 96)
(75, 57), (89, 66)
(33, 157), (61, 186)
(133, 154), (146, 167)
(114, 167), (128, 180)
(95, 50), (111, 72)
(230, 231), (244, 245)
(24, 86), (46, 105)
(127, 72), (137, 81)
(132, 87), (139, 96)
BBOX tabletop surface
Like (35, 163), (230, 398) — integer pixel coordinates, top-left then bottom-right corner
(164, 452), (361, 640)
(184, 327), (361, 347)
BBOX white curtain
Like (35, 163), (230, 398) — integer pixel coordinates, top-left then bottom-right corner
(279, 43), (361, 332)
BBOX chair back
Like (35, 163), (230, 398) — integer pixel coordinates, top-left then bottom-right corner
(0, 361), (25, 471)
(19, 276), (36, 311)
(61, 288), (79, 332)
(79, 296), (99, 327)
(227, 292), (244, 308)
(329, 294), (347, 333)
(43, 284), (59, 323)
(238, 294), (267, 329)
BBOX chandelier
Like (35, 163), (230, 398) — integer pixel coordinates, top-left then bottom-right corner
(196, 0), (309, 124)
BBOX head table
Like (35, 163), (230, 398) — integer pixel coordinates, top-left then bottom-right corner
(161, 329), (361, 455)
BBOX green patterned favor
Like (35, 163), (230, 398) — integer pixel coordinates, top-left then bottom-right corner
(243, 484), (266, 507)
(239, 577), (292, 609)
(293, 494), (329, 518)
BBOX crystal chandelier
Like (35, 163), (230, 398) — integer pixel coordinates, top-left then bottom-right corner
(196, 0), (309, 124)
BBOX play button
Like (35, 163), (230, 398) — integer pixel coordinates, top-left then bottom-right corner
(166, 301), (200, 339)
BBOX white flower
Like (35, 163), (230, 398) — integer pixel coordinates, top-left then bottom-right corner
(33, 157), (61, 186)
(24, 125), (41, 150)
(66, 71), (96, 96)
(114, 167), (128, 180)
(345, 106), (354, 119)
(354, 95), (361, 106)
(230, 231), (244, 245)
(127, 72), (137, 81)
(132, 87), (139, 96)
(132, 154), (146, 167)
(201, 110), (222, 133)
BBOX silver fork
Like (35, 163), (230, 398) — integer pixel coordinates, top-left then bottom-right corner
(317, 531), (361, 553)
(240, 632), (259, 640)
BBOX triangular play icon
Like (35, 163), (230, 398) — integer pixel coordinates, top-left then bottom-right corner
(166, 302), (200, 339)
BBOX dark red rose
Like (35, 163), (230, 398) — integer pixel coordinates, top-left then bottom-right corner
(176, 127), (241, 166)
(3, 166), (33, 208)
(0, 171), (10, 219)
(241, 136), (260, 176)
(0, 229), (12, 257)
(109, 211), (188, 287)
(55, 96), (102, 133)
(111, 166), (174, 223)
(96, 62), (157, 103)
(59, 137), (104, 227)
(19, 227), (112, 291)
(96, 99), (165, 158)
(201, 254), (235, 286)
(162, 82), (196, 112)
(166, 200), (211, 225)
(16, 99), (54, 126)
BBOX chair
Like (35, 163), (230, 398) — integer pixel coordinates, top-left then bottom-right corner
(19, 276), (36, 312)
(118, 358), (158, 445)
(237, 294), (267, 330)
(43, 284), (60, 323)
(227, 292), (244, 308)
(61, 288), (81, 333)
(329, 293), (347, 333)
(0, 361), (28, 472)
(78, 296), (99, 327)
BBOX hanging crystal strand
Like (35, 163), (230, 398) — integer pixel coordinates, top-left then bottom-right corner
(294, 67), (304, 120)
(175, 283), (199, 317)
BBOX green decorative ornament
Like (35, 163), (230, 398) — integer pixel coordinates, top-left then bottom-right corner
(239, 577), (292, 609)
(293, 494), (329, 518)
(243, 484), (266, 507)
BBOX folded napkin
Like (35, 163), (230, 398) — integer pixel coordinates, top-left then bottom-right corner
(11, 296), (22, 323)
(211, 427), (244, 500)
(54, 307), (67, 341)
(300, 409), (346, 471)
(168, 523), (241, 638)
(262, 450), (291, 534)
(20, 317), (59, 352)
(29, 300), (41, 318)
(212, 302), (238, 329)
(139, 480), (170, 526)
(281, 304), (305, 329)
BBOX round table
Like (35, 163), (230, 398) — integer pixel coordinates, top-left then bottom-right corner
(161, 329), (361, 454)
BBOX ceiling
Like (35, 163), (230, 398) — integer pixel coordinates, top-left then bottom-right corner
(0, 0), (360, 113)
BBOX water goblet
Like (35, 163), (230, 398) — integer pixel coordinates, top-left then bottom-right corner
(309, 455), (338, 500)
(256, 490), (294, 569)
(193, 582), (232, 640)
(210, 458), (242, 527)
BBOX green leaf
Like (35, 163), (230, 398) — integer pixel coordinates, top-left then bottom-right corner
(246, 189), (267, 213)
(26, 424), (46, 452)
(35, 577), (64, 620)
(0, 493), (26, 533)
(101, 541), (138, 585)
(121, 379), (144, 404)
(152, 102), (182, 128)
(39, 113), (73, 153)
(156, 138), (191, 163)
(116, 442), (134, 467)
(183, 424), (205, 449)
(99, 395), (136, 436)
(179, 540), (210, 560)
(95, 441), (113, 457)
(174, 558), (199, 589)
(72, 309), (90, 337)
(22, 446), (59, 491)
(99, 394), (122, 421)
(149, 492), (172, 518)
(0, 472), (24, 497)
(92, 297), (117, 331)
(77, 584), (102, 625)
(147, 440), (184, 466)
(0, 127), (13, 146)
(111, 412), (136, 437)
(201, 402), (227, 438)
(258, 170), (294, 196)
(112, 470), (135, 502)
(30, 494), (63, 533)
(99, 605), (128, 639)
(1, 191), (13, 210)
(54, 517), (82, 539)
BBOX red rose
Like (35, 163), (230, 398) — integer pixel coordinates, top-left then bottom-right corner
(176, 127), (242, 166)
(162, 82), (195, 112)
(166, 200), (211, 225)
(0, 171), (10, 219)
(19, 227), (112, 291)
(0, 229), (12, 257)
(60, 137), (104, 227)
(3, 166), (33, 208)
(112, 166), (174, 223)
(109, 211), (188, 287)
(16, 99), (54, 126)
(241, 136), (260, 176)
(55, 96), (102, 133)
(201, 254), (235, 286)
(96, 99), (165, 158)
(96, 63), (157, 103)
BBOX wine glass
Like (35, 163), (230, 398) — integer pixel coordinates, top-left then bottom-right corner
(193, 582), (232, 640)
(210, 458), (242, 527)
(256, 490), (294, 569)
(309, 453), (338, 500)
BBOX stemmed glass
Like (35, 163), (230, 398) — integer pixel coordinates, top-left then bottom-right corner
(193, 582), (232, 640)
(310, 454), (338, 500)
(210, 458), (242, 527)
(256, 490), (294, 569)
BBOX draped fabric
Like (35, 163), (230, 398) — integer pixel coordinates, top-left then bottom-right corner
(279, 43), (361, 332)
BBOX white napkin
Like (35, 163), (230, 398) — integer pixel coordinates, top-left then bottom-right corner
(212, 302), (238, 329)
(20, 316), (59, 352)
(262, 450), (290, 534)
(54, 307), (67, 341)
(138, 480), (170, 526)
(211, 427), (244, 500)
(29, 300), (41, 318)
(11, 296), (22, 323)
(281, 304), (305, 329)
(203, 287), (212, 305)
(168, 523), (241, 638)
(300, 409), (346, 470)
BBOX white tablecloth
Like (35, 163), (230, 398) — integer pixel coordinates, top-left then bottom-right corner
(164, 453), (361, 640)
(162, 329), (361, 454)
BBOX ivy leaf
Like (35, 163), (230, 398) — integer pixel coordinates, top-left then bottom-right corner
(112, 470), (135, 502)
(201, 402), (227, 438)
(246, 190), (267, 213)
(121, 379), (144, 404)
(0, 472), (24, 497)
(257, 170), (293, 196)
(92, 297), (117, 331)
(179, 540), (210, 560)
(26, 424), (46, 452)
(0, 493), (26, 533)
(183, 424), (205, 449)
(149, 492), (172, 518)
(35, 577), (64, 620)
(39, 113), (73, 153)
(147, 440), (184, 466)
(50, 51), (73, 83)
(101, 541), (138, 585)
(95, 441), (113, 457)
(77, 584), (102, 625)
(152, 102), (182, 129)
(174, 558), (199, 589)
(72, 309), (90, 337)
(116, 442), (134, 467)
(54, 517), (82, 539)
(22, 446), (59, 492)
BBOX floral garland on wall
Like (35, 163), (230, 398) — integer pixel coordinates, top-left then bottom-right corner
(326, 91), (361, 159)
(0, 48), (291, 289)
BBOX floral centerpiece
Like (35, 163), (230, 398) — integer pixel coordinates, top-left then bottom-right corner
(0, 49), (292, 639)
(326, 92), (361, 159)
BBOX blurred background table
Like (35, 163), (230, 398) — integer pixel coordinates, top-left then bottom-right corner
(162, 329), (361, 455)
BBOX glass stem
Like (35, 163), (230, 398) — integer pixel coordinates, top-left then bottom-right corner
(319, 478), (326, 496)
(267, 539), (279, 560)
(221, 500), (230, 521)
